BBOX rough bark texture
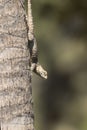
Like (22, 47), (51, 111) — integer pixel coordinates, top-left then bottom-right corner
(0, 0), (34, 129)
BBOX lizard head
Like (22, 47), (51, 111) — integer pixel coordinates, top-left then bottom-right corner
(36, 65), (47, 79)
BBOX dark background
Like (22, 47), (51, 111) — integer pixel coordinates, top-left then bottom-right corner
(27, 0), (87, 130)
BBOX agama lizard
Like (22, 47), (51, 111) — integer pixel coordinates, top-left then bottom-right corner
(27, 0), (47, 79)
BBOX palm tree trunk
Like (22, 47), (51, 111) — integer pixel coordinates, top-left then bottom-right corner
(0, 0), (34, 129)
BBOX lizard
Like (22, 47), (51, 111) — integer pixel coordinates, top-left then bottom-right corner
(27, 0), (47, 79)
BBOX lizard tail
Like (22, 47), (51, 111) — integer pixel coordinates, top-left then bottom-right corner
(28, 0), (34, 40)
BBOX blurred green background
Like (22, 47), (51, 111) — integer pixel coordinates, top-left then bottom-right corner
(26, 0), (87, 130)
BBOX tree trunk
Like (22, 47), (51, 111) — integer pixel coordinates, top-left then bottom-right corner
(0, 0), (34, 129)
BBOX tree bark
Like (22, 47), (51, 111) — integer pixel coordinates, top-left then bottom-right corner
(0, 0), (34, 129)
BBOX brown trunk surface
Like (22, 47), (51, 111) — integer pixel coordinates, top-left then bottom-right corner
(0, 0), (34, 129)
